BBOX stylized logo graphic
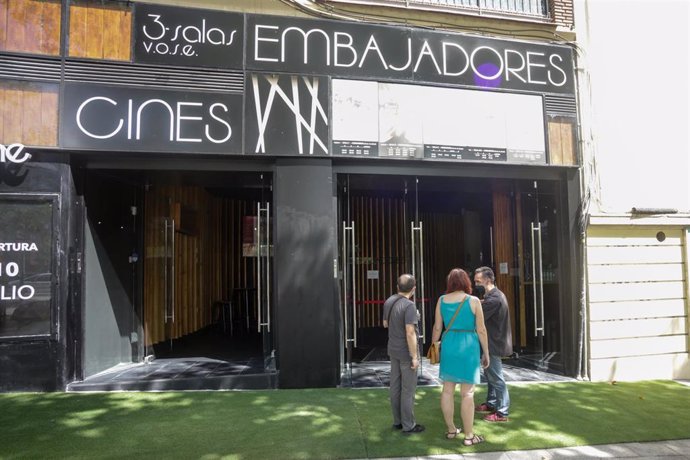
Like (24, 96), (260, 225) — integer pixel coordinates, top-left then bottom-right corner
(0, 143), (32, 164)
(474, 63), (502, 88)
(141, 13), (238, 58)
(250, 74), (328, 155)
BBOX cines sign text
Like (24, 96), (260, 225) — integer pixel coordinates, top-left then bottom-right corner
(60, 83), (243, 153)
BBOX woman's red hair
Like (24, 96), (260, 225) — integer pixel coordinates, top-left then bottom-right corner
(446, 268), (472, 294)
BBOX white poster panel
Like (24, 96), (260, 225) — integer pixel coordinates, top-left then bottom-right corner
(378, 83), (424, 158)
(332, 79), (379, 156)
(330, 79), (546, 163)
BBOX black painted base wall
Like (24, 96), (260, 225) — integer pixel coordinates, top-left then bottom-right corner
(0, 160), (78, 392)
(274, 159), (340, 388)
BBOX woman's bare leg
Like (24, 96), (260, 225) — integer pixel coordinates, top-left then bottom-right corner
(460, 383), (476, 437)
(441, 381), (457, 432)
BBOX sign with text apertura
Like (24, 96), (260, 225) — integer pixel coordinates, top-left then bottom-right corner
(60, 83), (243, 154)
(133, 3), (244, 69)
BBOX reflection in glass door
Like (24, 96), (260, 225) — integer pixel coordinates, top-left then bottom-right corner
(517, 181), (562, 371)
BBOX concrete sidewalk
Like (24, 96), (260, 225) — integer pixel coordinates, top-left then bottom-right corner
(367, 438), (690, 459)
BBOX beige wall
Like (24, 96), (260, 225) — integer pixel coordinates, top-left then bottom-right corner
(586, 226), (690, 381)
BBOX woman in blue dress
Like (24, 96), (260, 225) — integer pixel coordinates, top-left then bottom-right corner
(430, 268), (490, 446)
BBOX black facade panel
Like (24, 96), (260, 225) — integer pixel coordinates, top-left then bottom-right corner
(0, 340), (58, 391)
(0, 161), (76, 391)
(274, 159), (339, 388)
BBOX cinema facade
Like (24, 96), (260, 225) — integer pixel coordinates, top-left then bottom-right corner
(0, 1), (584, 391)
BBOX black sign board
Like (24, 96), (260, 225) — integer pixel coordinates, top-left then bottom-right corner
(244, 74), (329, 156)
(134, 3), (244, 69)
(246, 14), (575, 95)
(60, 83), (243, 154)
(0, 197), (55, 338)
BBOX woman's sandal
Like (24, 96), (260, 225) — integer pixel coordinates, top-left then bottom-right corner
(445, 428), (462, 439)
(463, 434), (485, 446)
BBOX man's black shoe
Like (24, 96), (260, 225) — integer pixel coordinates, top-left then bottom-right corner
(402, 424), (425, 434)
(392, 424), (403, 430)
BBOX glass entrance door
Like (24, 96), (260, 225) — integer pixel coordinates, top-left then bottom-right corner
(516, 181), (563, 371)
(255, 198), (275, 371)
(338, 174), (411, 379)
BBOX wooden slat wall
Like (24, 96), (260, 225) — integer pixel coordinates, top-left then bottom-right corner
(351, 195), (470, 330)
(493, 190), (517, 341)
(0, 81), (58, 146)
(0, 0), (61, 55)
(144, 186), (211, 346)
(69, 3), (131, 60)
(587, 226), (690, 380)
(353, 196), (406, 328)
(208, 196), (257, 308)
(548, 119), (576, 166)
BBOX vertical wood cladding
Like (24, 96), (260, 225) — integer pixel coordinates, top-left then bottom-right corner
(143, 185), (261, 346)
(0, 81), (58, 146)
(548, 119), (576, 165)
(0, 0), (61, 55)
(68, 3), (131, 61)
(492, 189), (517, 342)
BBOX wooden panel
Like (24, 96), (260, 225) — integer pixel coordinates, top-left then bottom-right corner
(588, 263), (685, 283)
(586, 245), (683, 265)
(587, 227), (683, 246)
(589, 298), (687, 321)
(588, 280), (685, 303)
(69, 4), (131, 61)
(0, 82), (58, 146)
(2, 87), (22, 142)
(0, 1), (60, 55)
(41, 1), (60, 55)
(39, 89), (58, 146)
(590, 353), (690, 381)
(5, 0), (25, 51)
(589, 335), (687, 359)
(21, 87), (41, 145)
(0, 0), (7, 50)
(69, 5), (87, 57)
(590, 317), (687, 340)
(493, 190), (517, 341)
(548, 120), (576, 166)
(23, 0), (41, 54)
(85, 6), (104, 59)
(559, 121), (575, 165)
(0, 86), (5, 142)
(548, 121), (563, 165)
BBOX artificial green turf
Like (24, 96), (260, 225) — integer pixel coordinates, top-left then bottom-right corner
(0, 380), (688, 459)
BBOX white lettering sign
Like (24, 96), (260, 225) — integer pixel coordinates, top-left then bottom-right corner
(0, 143), (32, 164)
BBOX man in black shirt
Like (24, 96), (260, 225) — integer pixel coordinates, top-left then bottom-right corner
(473, 266), (512, 422)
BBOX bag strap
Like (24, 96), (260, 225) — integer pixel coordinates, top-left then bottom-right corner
(386, 295), (406, 324)
(441, 295), (468, 340)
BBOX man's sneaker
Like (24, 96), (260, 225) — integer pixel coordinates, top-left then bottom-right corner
(402, 424), (426, 434)
(484, 412), (509, 422)
(475, 403), (494, 413)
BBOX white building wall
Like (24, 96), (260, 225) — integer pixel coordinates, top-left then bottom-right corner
(575, 0), (690, 381)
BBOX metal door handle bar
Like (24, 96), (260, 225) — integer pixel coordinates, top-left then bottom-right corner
(342, 221), (357, 347)
(411, 221), (425, 343)
(257, 203), (271, 332)
(531, 222), (544, 336)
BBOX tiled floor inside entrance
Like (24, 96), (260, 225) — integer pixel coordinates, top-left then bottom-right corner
(340, 350), (575, 388)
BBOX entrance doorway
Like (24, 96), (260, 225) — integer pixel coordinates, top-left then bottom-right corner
(337, 173), (567, 386)
(75, 169), (276, 390)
